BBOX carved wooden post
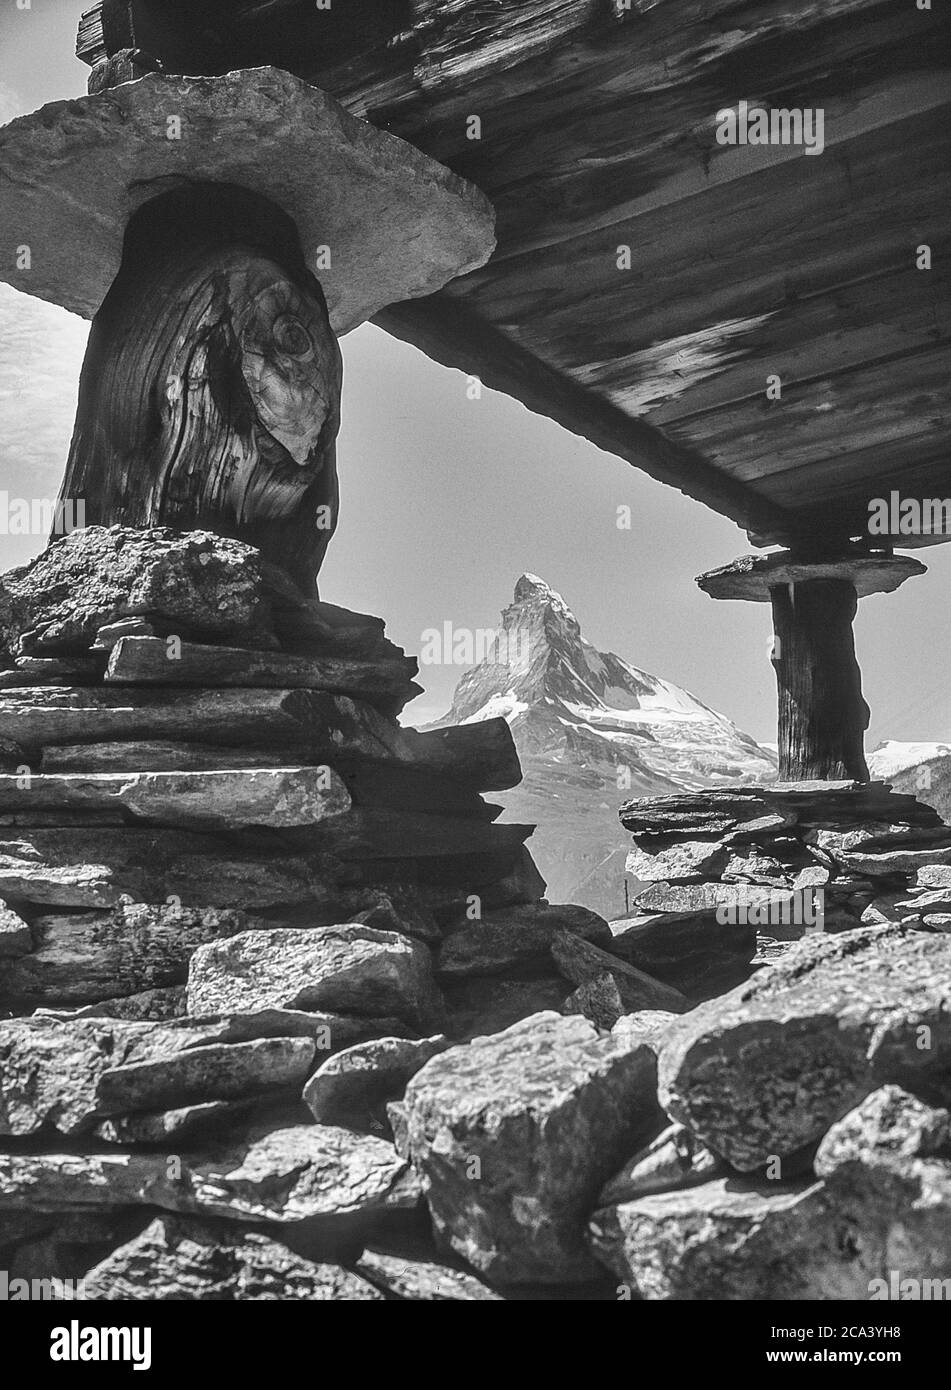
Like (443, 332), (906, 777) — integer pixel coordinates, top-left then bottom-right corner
(58, 186), (343, 593)
(0, 65), (494, 595)
(698, 551), (926, 784)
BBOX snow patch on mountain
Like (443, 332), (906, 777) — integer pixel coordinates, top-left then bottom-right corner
(868, 741), (951, 781)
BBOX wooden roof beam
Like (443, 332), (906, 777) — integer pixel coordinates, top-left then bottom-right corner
(374, 291), (792, 540)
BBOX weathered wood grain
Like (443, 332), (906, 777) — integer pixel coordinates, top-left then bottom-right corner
(59, 188), (342, 593)
(771, 580), (870, 783)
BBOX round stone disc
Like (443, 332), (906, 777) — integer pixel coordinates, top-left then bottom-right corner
(0, 67), (496, 335)
(696, 551), (927, 601)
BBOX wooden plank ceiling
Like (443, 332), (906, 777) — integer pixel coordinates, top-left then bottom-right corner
(78, 0), (951, 550)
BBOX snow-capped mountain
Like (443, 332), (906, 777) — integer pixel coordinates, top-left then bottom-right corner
(869, 741), (951, 822)
(431, 575), (776, 915)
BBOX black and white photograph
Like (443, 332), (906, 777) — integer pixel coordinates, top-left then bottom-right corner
(0, 0), (949, 1346)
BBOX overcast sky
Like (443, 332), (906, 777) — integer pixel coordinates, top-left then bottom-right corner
(1, 1), (949, 745)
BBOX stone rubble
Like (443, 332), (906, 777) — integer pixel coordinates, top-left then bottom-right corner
(0, 526), (949, 1298)
(616, 779), (951, 993)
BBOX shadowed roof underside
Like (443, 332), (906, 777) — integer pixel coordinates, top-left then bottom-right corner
(78, 0), (951, 549)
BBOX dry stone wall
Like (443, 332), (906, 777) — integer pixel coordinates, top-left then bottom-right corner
(0, 528), (948, 1299)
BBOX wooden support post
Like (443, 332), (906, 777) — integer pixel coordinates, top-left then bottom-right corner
(58, 186), (342, 594)
(697, 549), (927, 787)
(769, 579), (870, 782)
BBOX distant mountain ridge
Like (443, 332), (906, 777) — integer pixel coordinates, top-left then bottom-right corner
(431, 574), (777, 915)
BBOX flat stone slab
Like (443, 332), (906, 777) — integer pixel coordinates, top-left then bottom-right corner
(0, 1013), (318, 1137)
(0, 768), (351, 830)
(0, 67), (496, 333)
(696, 551), (926, 602)
(0, 829), (325, 910)
(550, 931), (690, 1015)
(105, 636), (419, 705)
(83, 1216), (385, 1300)
(94, 1099), (259, 1146)
(95, 1037), (315, 1114)
(0, 1124), (421, 1224)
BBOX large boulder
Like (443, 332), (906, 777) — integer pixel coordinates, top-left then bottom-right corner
(401, 1011), (661, 1284)
(590, 1085), (951, 1299)
(657, 924), (951, 1170)
(815, 1085), (951, 1286)
(589, 1176), (860, 1300)
(186, 926), (442, 1031)
(82, 1216), (384, 1300)
(0, 527), (278, 661)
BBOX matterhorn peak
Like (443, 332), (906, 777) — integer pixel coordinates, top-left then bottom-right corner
(430, 576), (776, 912)
(514, 573), (559, 603)
(507, 573), (580, 643)
(513, 573), (574, 616)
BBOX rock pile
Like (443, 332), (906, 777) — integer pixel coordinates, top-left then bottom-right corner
(590, 922), (951, 1299)
(615, 780), (951, 993)
(0, 525), (551, 1020)
(0, 527), (948, 1299)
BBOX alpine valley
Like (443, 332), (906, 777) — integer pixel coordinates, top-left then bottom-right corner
(425, 575), (777, 916)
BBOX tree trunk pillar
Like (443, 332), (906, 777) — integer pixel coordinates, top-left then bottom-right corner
(769, 578), (870, 782)
(696, 548), (927, 788)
